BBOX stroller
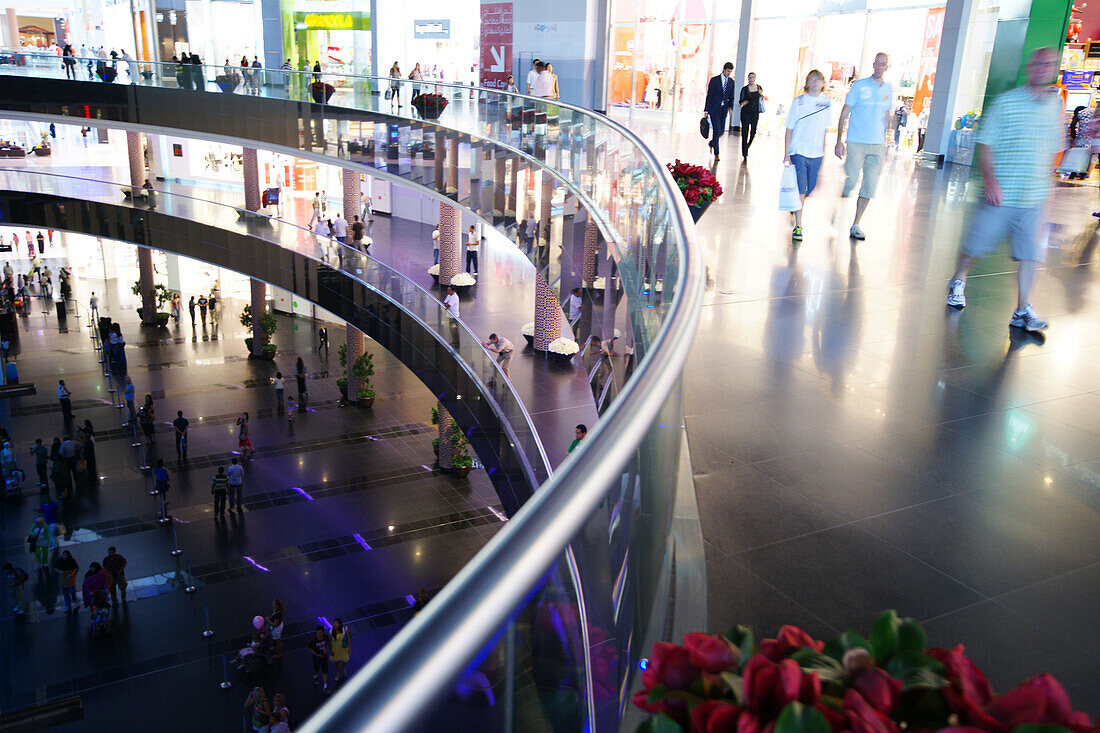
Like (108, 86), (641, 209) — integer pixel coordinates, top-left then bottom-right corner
(232, 628), (274, 674)
(3, 465), (24, 499)
(89, 590), (112, 635)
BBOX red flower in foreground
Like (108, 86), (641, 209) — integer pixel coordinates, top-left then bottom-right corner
(742, 655), (821, 717)
(843, 688), (901, 733)
(690, 699), (743, 733)
(683, 632), (740, 673)
(759, 626), (825, 662)
(647, 641), (700, 690)
(851, 667), (902, 714)
(683, 187), (701, 205)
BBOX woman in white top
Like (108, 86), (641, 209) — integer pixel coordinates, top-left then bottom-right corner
(409, 63), (424, 98)
(782, 69), (831, 242)
(465, 225), (479, 274)
(388, 62), (402, 109)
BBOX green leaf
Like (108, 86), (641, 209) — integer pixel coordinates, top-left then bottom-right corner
(789, 649), (846, 684)
(897, 617), (927, 653)
(870, 611), (901, 663)
(726, 625), (755, 664)
(636, 712), (685, 733)
(647, 684), (670, 703)
(1011, 726), (1073, 733)
(883, 650), (947, 691)
(775, 702), (831, 733)
(719, 671), (743, 705)
(837, 631), (875, 656)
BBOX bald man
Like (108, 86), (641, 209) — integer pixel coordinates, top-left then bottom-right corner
(946, 47), (1063, 333)
(835, 52), (894, 241)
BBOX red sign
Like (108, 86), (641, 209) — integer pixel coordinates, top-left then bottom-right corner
(480, 2), (513, 89)
(913, 7), (944, 116)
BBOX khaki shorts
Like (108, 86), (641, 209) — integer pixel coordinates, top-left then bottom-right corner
(962, 202), (1046, 263)
(843, 142), (885, 199)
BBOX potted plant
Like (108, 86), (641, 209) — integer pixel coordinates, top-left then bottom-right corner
(131, 281), (173, 327)
(352, 351), (375, 407)
(430, 406), (440, 456)
(215, 74), (239, 93)
(336, 343), (349, 400)
(240, 304), (278, 359)
(521, 321), (535, 347)
(310, 80), (335, 104)
(547, 337), (579, 363)
(450, 429), (473, 477)
(412, 92), (449, 120)
(667, 159), (723, 222)
(450, 271), (476, 295)
(428, 264), (440, 285)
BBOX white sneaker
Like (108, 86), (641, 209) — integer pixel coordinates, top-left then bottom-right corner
(849, 225), (866, 240)
(947, 279), (966, 308)
(1009, 304), (1048, 332)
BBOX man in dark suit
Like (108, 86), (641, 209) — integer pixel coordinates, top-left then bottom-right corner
(704, 62), (736, 160)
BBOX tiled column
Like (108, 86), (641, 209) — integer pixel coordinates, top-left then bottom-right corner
(447, 136), (459, 194)
(437, 201), (460, 287)
(346, 326), (365, 395)
(493, 155), (507, 218)
(342, 168), (362, 231)
(434, 131), (446, 192)
(126, 130), (144, 188)
(250, 279), (267, 355)
(533, 274), (560, 352)
(582, 220), (599, 286)
(243, 147), (261, 211)
(137, 247), (156, 325)
(538, 172), (554, 252)
(437, 403), (455, 470)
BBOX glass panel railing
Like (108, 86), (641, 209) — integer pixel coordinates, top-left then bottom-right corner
(0, 62), (705, 732)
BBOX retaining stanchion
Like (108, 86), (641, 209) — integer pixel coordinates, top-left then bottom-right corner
(158, 493), (170, 524)
(185, 560), (197, 594)
(219, 655), (232, 690)
(129, 419), (141, 448)
(169, 518), (183, 556)
(200, 590), (214, 638)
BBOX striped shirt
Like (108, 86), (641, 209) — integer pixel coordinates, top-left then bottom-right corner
(976, 86), (1064, 208)
(211, 474), (229, 493)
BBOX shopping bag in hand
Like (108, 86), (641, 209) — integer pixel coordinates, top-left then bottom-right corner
(699, 116), (710, 139)
(779, 165), (803, 212)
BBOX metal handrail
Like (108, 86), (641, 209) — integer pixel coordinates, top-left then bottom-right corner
(0, 64), (704, 731)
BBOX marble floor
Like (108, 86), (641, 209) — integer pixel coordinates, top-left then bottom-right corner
(616, 113), (1100, 710)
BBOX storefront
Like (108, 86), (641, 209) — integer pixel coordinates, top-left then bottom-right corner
(280, 0), (372, 78)
(373, 0), (479, 87)
(749, 0), (945, 137)
(608, 0), (742, 119)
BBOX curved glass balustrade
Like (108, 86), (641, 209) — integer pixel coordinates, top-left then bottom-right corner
(0, 61), (705, 733)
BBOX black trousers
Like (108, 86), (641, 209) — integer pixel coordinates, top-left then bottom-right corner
(59, 397), (72, 418)
(740, 111), (759, 157)
(466, 250), (478, 273)
(708, 110), (727, 157)
(213, 491), (227, 514)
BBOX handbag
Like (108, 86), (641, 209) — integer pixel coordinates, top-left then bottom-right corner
(699, 115), (710, 139)
(1056, 146), (1091, 175)
(384, 88), (392, 100)
(758, 97), (767, 114)
(779, 165), (803, 212)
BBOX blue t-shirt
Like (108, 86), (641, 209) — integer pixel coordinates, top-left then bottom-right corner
(844, 77), (893, 145)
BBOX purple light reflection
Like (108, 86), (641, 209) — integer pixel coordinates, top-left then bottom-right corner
(242, 556), (271, 572)
(352, 533), (372, 551)
(290, 487), (314, 501)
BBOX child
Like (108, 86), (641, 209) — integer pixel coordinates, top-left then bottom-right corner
(286, 396), (296, 421)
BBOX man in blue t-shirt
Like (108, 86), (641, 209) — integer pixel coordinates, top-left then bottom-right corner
(834, 52), (893, 241)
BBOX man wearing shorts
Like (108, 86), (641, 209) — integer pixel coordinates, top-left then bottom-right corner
(834, 53), (893, 241)
(946, 48), (1063, 332)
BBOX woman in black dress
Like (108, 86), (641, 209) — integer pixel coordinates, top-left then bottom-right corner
(739, 73), (763, 160)
(296, 357), (307, 400)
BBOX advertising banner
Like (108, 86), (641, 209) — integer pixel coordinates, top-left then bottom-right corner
(912, 6), (944, 116)
(480, 2), (513, 89)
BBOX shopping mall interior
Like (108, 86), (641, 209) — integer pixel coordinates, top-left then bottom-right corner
(0, 0), (1097, 731)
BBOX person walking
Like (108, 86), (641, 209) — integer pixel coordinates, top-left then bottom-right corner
(783, 69), (832, 242)
(945, 47), (1063, 333)
(27, 516), (51, 569)
(834, 52), (893, 241)
(332, 212), (348, 243)
(188, 295), (195, 325)
(245, 687), (271, 733)
(62, 43), (77, 79)
(30, 438), (49, 489)
(274, 372), (285, 411)
(739, 72), (764, 161)
(309, 192), (322, 227)
(443, 285), (460, 318)
(568, 424), (587, 453)
(286, 396), (297, 422)
(4, 562), (28, 614)
(123, 377), (136, 424)
(317, 325), (329, 356)
(526, 58), (541, 95)
(57, 379), (73, 420)
(532, 61), (555, 99)
(388, 62), (403, 109)
(310, 625), (331, 691)
(173, 410), (190, 458)
(154, 459), (171, 521)
(916, 106), (929, 154)
(409, 62), (424, 98)
(350, 215), (364, 249)
(89, 291), (99, 320)
(80, 421), (97, 479)
(211, 466), (229, 516)
(226, 457), (245, 511)
(55, 550), (79, 613)
(296, 356), (308, 400)
(703, 62), (737, 161)
(330, 617), (351, 682)
(102, 546), (128, 605)
(465, 225), (479, 274)
(483, 333), (514, 378)
(432, 227), (440, 265)
(236, 412), (254, 459)
(197, 294), (208, 325)
(171, 293), (181, 323)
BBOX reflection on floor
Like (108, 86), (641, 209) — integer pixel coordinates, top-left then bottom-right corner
(621, 115), (1100, 710)
(0, 302), (506, 730)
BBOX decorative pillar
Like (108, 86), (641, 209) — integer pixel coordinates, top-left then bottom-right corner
(493, 155), (507, 218)
(346, 326), (365, 395)
(137, 247), (156, 325)
(438, 201), (460, 287)
(243, 147), (261, 211)
(434, 131), (446, 192)
(250, 279), (266, 354)
(437, 403), (456, 470)
(342, 168), (362, 229)
(126, 130), (144, 189)
(582, 220), (599, 286)
(447, 136), (459, 194)
(507, 161), (519, 220)
(538, 172), (554, 252)
(533, 274), (561, 352)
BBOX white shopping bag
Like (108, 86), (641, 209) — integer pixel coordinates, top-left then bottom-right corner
(779, 164), (803, 212)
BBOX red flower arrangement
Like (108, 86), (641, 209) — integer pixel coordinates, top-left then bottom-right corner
(667, 159), (723, 208)
(634, 610), (1098, 733)
(412, 92), (449, 110)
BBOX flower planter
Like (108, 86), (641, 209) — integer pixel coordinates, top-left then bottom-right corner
(337, 383), (348, 400)
(357, 397), (375, 408)
(549, 351), (575, 364)
(310, 82), (335, 104)
(453, 466), (471, 478)
(452, 284), (473, 296)
(215, 75), (238, 93)
(414, 103), (446, 120)
(689, 199), (712, 223)
(431, 274), (440, 285)
(523, 334), (534, 347)
(141, 70), (153, 81)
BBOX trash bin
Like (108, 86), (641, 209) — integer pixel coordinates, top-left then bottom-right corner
(5, 361), (18, 384)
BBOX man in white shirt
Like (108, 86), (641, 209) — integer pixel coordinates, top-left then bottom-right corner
(332, 213), (348, 243)
(566, 288), (582, 322)
(308, 192), (321, 227)
(443, 285), (460, 318)
(89, 292), (99, 319)
(526, 59), (541, 95)
(532, 61), (555, 99)
(483, 333), (514, 377)
(834, 52), (893, 241)
(465, 225), (480, 274)
(432, 228), (440, 265)
(225, 457), (245, 511)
